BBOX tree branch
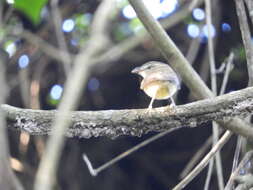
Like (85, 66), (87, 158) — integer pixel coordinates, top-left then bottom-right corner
(235, 0), (253, 86)
(2, 87), (253, 139)
(33, 1), (116, 189)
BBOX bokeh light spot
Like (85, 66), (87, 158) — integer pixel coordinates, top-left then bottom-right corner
(6, 0), (14, 4)
(50, 84), (63, 100)
(122, 0), (178, 20)
(18, 54), (30, 69)
(122, 5), (136, 19)
(221, 23), (231, 32)
(159, 0), (178, 18)
(187, 24), (200, 38)
(192, 8), (205, 21)
(202, 24), (216, 38)
(88, 78), (100, 91)
(62, 19), (75, 33)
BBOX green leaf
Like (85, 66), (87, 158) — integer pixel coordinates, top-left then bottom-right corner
(14, 0), (48, 25)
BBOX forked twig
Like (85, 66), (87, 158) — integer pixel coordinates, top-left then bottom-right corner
(83, 128), (179, 176)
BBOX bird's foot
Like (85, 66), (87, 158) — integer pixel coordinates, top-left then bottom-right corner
(157, 104), (177, 114)
(144, 105), (154, 114)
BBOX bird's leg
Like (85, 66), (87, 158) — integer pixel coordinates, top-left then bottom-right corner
(163, 97), (176, 113)
(148, 96), (155, 109)
(170, 97), (176, 107)
(146, 90), (157, 113)
(158, 97), (176, 114)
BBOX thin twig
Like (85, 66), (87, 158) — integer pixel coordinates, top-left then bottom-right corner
(172, 131), (232, 190)
(204, 0), (224, 188)
(83, 128), (180, 176)
(180, 135), (212, 179)
(186, 37), (201, 64)
(244, 0), (253, 26)
(0, 49), (24, 190)
(219, 53), (234, 95)
(14, 29), (74, 64)
(235, 0), (253, 86)
(204, 158), (214, 190)
(225, 151), (253, 190)
(50, 0), (71, 73)
(204, 0), (218, 189)
(205, 0), (217, 95)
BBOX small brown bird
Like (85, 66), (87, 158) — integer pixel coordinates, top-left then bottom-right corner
(131, 61), (180, 109)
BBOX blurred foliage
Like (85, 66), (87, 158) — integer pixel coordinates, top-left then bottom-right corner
(13, 0), (48, 25)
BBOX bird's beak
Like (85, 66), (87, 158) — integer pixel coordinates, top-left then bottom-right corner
(131, 67), (140, 74)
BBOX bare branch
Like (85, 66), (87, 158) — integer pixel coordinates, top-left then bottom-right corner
(50, 0), (72, 73)
(33, 0), (116, 189)
(244, 0), (253, 31)
(235, 0), (253, 86)
(14, 30), (74, 64)
(204, 0), (223, 188)
(0, 49), (24, 190)
(2, 87), (253, 139)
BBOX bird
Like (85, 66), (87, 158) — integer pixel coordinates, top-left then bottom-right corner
(131, 61), (180, 110)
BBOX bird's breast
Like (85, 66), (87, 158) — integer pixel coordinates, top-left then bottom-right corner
(141, 80), (177, 100)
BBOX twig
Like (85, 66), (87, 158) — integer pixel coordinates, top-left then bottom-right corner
(230, 137), (243, 189)
(14, 30), (74, 64)
(33, 1), (116, 190)
(83, 127), (179, 176)
(180, 135), (213, 179)
(0, 49), (24, 190)
(172, 131), (232, 190)
(235, 0), (253, 86)
(204, 0), (224, 188)
(204, 157), (214, 190)
(186, 37), (201, 64)
(205, 0), (217, 96)
(219, 53), (234, 95)
(244, 0), (253, 26)
(225, 151), (253, 190)
(50, 0), (71, 73)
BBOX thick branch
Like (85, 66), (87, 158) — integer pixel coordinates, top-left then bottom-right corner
(2, 87), (253, 139)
